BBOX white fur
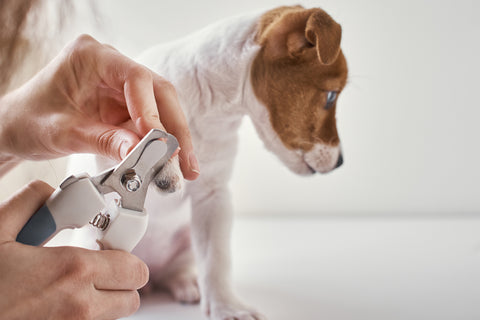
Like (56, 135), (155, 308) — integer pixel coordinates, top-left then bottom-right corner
(70, 9), (341, 320)
(134, 12), (268, 319)
(304, 143), (341, 174)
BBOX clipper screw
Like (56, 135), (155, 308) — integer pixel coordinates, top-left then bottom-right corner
(122, 170), (142, 192)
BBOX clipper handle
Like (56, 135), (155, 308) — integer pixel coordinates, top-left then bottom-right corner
(99, 207), (148, 252)
(16, 205), (57, 246)
(16, 178), (106, 247)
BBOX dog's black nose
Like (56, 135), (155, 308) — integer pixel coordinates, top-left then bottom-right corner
(334, 152), (343, 169)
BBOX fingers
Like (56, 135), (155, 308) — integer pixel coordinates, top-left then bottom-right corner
(0, 180), (54, 242)
(152, 74), (200, 180)
(91, 41), (200, 179)
(93, 43), (164, 135)
(70, 35), (200, 177)
(123, 67), (165, 135)
(93, 290), (141, 320)
(90, 250), (149, 291)
(37, 246), (147, 318)
(70, 120), (140, 160)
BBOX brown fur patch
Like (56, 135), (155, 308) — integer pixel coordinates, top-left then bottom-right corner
(251, 6), (348, 151)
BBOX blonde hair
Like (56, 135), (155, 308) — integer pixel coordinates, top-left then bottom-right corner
(0, 0), (74, 94)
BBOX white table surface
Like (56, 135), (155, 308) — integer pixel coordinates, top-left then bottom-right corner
(126, 215), (480, 320)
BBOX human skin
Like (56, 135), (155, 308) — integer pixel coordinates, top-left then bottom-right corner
(0, 34), (200, 180)
(0, 34), (200, 318)
(0, 180), (149, 319)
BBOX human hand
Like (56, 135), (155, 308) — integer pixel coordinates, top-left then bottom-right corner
(0, 34), (199, 180)
(0, 180), (149, 319)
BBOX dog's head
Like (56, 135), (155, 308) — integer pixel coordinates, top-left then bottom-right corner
(250, 6), (347, 175)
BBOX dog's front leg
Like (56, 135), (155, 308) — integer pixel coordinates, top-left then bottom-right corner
(190, 183), (266, 320)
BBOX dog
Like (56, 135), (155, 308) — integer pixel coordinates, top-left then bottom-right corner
(83, 5), (348, 319)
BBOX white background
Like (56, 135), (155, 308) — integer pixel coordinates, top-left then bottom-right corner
(3, 2), (479, 319)
(3, 0), (479, 217)
(88, 0), (480, 216)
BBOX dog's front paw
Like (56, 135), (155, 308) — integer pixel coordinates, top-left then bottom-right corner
(202, 295), (266, 320)
(154, 155), (184, 193)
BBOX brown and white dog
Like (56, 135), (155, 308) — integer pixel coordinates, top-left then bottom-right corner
(80, 5), (348, 320)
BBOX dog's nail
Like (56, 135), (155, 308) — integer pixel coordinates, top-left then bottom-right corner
(189, 152), (200, 174)
(156, 179), (171, 190)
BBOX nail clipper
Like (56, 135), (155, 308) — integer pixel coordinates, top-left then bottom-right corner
(16, 129), (178, 252)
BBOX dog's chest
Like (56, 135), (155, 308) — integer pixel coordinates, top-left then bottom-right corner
(134, 187), (191, 265)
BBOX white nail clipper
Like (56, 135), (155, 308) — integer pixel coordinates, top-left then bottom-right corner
(16, 129), (179, 252)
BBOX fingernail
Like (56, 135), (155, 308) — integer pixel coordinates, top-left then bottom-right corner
(172, 147), (181, 158)
(189, 152), (200, 174)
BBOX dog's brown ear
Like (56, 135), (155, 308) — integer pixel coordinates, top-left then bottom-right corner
(304, 10), (342, 65)
(257, 7), (342, 65)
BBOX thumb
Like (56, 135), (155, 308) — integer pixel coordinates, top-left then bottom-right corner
(74, 121), (141, 161)
(0, 180), (54, 242)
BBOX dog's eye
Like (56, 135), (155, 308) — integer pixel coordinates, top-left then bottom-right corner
(325, 91), (337, 110)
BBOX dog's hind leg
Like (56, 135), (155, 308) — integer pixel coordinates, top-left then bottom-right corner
(146, 225), (200, 304)
(157, 249), (200, 304)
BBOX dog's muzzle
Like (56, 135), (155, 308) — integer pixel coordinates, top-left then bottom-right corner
(334, 152), (343, 169)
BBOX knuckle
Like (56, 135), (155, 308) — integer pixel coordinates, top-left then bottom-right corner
(72, 34), (97, 50)
(76, 33), (96, 44)
(128, 65), (152, 83)
(72, 300), (92, 320)
(158, 78), (177, 96)
(50, 249), (96, 319)
(136, 112), (162, 133)
(144, 113), (160, 123)
(62, 291), (92, 320)
(62, 35), (99, 104)
(62, 249), (92, 281)
(67, 34), (98, 59)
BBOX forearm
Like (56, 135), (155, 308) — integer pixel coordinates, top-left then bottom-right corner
(0, 155), (21, 178)
(0, 94), (23, 177)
